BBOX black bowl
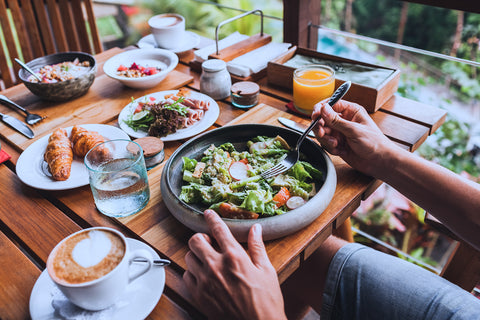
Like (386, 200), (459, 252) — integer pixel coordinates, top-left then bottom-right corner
(18, 52), (96, 101)
(160, 124), (337, 241)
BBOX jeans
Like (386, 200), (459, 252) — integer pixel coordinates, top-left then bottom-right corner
(321, 243), (480, 320)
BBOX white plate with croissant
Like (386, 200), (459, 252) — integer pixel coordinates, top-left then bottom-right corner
(16, 124), (130, 190)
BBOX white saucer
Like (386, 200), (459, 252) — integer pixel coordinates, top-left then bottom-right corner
(138, 31), (201, 53)
(29, 238), (166, 320)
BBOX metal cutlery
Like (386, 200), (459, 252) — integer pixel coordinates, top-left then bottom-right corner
(133, 258), (171, 266)
(0, 94), (44, 125)
(261, 81), (352, 180)
(278, 117), (315, 137)
(14, 58), (42, 82)
(0, 112), (34, 138)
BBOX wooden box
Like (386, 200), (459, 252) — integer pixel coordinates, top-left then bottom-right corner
(267, 47), (401, 112)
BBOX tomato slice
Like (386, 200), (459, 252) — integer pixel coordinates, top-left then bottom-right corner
(272, 187), (290, 208)
(134, 103), (143, 114)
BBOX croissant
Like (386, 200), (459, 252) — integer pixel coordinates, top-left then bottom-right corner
(44, 128), (73, 181)
(70, 125), (106, 158)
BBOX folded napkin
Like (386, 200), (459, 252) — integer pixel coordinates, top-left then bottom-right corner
(0, 149), (11, 164)
(193, 31), (249, 62)
(286, 101), (311, 119)
(50, 283), (138, 320)
(227, 42), (291, 77)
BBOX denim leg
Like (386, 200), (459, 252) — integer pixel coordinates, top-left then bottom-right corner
(321, 243), (480, 320)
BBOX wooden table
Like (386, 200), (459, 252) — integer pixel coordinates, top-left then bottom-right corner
(0, 47), (446, 319)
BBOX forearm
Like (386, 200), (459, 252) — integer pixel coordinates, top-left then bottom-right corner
(375, 146), (480, 250)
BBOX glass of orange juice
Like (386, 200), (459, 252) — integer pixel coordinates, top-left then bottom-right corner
(293, 65), (335, 115)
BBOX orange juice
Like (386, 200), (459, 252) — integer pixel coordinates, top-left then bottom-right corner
(293, 65), (335, 115)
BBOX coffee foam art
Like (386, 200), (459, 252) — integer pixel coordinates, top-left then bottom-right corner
(72, 230), (112, 268)
(49, 229), (125, 284)
(150, 16), (180, 28)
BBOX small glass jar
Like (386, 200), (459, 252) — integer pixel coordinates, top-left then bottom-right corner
(200, 59), (231, 100)
(230, 81), (260, 109)
(133, 136), (164, 170)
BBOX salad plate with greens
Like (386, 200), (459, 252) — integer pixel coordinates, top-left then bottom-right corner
(118, 89), (219, 141)
(161, 124), (337, 241)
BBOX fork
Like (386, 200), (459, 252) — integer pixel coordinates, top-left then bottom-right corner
(260, 81), (352, 180)
(0, 94), (45, 125)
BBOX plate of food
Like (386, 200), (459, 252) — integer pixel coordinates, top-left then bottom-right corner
(16, 124), (130, 191)
(118, 89), (219, 141)
(160, 124), (337, 241)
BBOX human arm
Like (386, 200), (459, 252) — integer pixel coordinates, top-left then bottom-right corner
(183, 209), (287, 320)
(312, 100), (480, 251)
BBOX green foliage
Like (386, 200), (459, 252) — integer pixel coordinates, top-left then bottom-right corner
(140, 0), (283, 41)
(417, 117), (480, 177)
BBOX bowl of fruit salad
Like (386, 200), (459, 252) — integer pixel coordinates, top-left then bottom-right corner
(160, 124), (337, 241)
(103, 48), (178, 89)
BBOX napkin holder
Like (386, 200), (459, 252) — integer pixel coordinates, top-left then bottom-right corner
(267, 46), (401, 112)
(189, 10), (273, 82)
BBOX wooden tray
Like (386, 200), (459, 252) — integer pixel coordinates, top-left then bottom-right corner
(267, 47), (400, 112)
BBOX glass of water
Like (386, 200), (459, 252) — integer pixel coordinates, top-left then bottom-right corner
(85, 139), (150, 217)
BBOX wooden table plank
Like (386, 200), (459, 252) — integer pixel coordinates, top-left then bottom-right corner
(0, 230), (41, 320)
(0, 166), (81, 263)
(380, 95), (447, 134)
(371, 110), (430, 151)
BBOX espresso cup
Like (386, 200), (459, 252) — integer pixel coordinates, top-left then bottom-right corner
(46, 227), (153, 311)
(148, 13), (185, 50)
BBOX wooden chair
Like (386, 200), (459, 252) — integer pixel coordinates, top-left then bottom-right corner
(0, 0), (103, 89)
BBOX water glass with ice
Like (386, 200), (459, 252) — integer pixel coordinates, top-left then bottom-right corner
(85, 139), (150, 217)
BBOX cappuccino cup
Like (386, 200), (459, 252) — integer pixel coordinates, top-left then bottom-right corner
(148, 13), (185, 50)
(46, 227), (153, 311)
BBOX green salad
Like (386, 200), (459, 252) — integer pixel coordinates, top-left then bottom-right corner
(180, 136), (323, 219)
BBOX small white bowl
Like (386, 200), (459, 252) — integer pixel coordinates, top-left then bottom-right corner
(103, 48), (178, 89)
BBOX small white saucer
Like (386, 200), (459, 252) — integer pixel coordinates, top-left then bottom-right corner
(29, 238), (165, 320)
(138, 31), (201, 53)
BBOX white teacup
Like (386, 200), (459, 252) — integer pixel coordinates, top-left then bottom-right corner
(148, 13), (186, 50)
(46, 227), (153, 311)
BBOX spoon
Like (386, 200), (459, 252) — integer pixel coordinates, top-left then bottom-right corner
(0, 94), (45, 125)
(133, 258), (171, 266)
(14, 58), (42, 82)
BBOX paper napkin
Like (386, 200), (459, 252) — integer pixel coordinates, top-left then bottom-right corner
(0, 149), (11, 164)
(227, 42), (291, 77)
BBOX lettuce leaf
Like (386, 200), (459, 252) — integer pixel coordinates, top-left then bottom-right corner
(182, 157), (197, 172)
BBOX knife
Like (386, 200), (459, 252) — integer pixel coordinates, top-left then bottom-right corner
(0, 112), (34, 138)
(278, 117), (315, 138)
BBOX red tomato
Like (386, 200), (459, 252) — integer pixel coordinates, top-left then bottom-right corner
(117, 64), (127, 72)
(134, 104), (143, 114)
(272, 187), (290, 208)
(218, 203), (259, 219)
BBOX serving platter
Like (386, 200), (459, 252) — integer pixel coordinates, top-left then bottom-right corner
(160, 124), (337, 242)
(118, 90), (219, 141)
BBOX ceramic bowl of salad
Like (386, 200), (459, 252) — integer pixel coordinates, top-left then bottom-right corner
(160, 124), (337, 242)
(103, 48), (178, 89)
(18, 52), (96, 101)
